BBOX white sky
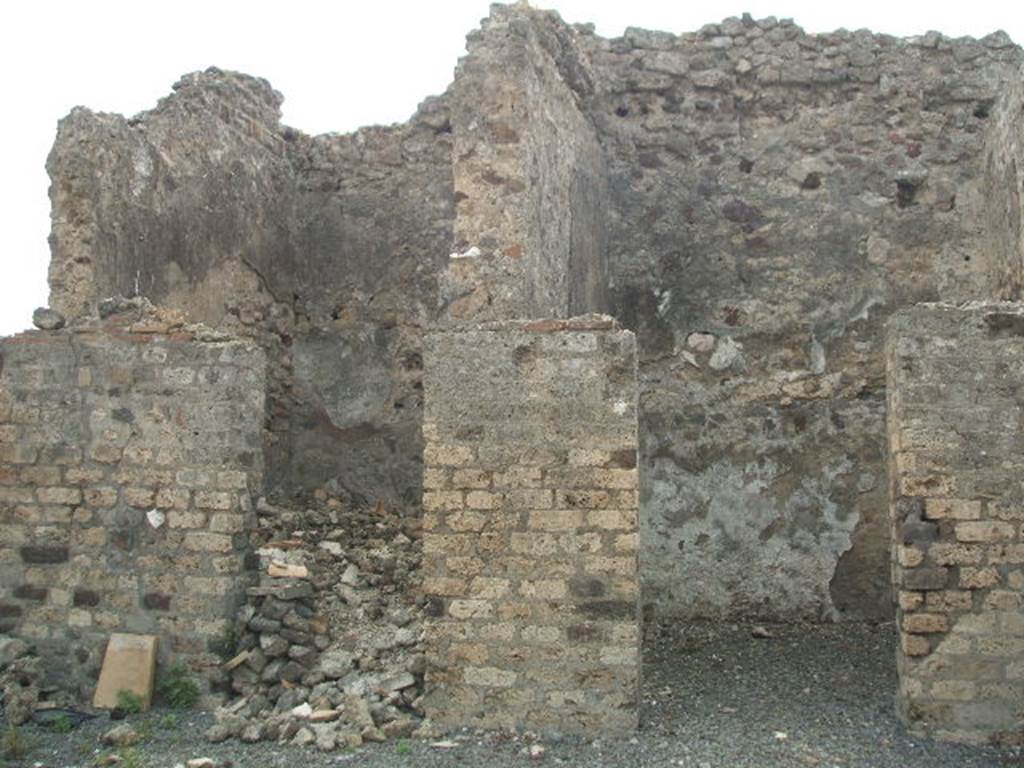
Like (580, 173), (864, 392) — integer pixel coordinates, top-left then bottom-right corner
(1, 1), (1021, 337)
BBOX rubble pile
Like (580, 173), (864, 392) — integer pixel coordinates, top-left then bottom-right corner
(0, 636), (39, 725)
(208, 491), (430, 749)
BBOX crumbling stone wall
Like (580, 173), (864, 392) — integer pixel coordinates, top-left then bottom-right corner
(278, 104), (454, 506)
(47, 68), (454, 507)
(570, 18), (1023, 620)
(48, 70), (296, 327)
(37, 4), (1024, 626)
(888, 303), (1024, 745)
(421, 317), (640, 733)
(0, 308), (265, 698)
(439, 5), (609, 321)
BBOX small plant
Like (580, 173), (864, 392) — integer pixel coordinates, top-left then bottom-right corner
(48, 713), (75, 734)
(210, 624), (240, 661)
(2, 724), (34, 760)
(158, 713), (179, 730)
(395, 739), (412, 755)
(116, 689), (144, 714)
(135, 718), (155, 744)
(156, 662), (200, 710)
(116, 746), (149, 768)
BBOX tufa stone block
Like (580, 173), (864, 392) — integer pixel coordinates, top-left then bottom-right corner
(93, 633), (159, 711)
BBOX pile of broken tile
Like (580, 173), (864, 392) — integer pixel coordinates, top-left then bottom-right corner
(207, 491), (431, 750)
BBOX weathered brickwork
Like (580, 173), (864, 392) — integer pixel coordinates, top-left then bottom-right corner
(439, 5), (609, 322)
(887, 303), (1024, 745)
(39, 5), (1024, 623)
(12, 1), (1024, 743)
(0, 311), (265, 697)
(421, 317), (640, 733)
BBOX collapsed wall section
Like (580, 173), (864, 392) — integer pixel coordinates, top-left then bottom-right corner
(440, 6), (609, 321)
(574, 18), (1023, 619)
(277, 103), (454, 506)
(0, 314), (264, 698)
(421, 317), (640, 734)
(888, 303), (1024, 745)
(45, 67), (455, 506)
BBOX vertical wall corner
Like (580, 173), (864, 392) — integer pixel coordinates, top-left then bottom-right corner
(887, 302), (1024, 745)
(421, 318), (640, 734)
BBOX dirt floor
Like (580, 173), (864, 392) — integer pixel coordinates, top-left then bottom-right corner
(5, 620), (1022, 768)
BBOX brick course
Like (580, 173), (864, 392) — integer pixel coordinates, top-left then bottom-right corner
(0, 319), (264, 697)
(888, 303), (1024, 745)
(421, 319), (640, 734)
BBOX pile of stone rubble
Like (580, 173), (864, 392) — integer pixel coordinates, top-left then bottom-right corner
(0, 636), (40, 725)
(206, 490), (431, 749)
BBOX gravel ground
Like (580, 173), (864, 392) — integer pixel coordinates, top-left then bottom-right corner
(6, 620), (1021, 768)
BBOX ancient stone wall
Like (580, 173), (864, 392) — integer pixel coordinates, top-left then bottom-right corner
(38, 4), (1024, 625)
(48, 70), (296, 327)
(981, 63), (1024, 299)
(421, 317), (640, 734)
(570, 17), (1023, 619)
(0, 308), (265, 698)
(439, 5), (609, 322)
(276, 100), (454, 506)
(46, 68), (454, 507)
(888, 303), (1024, 745)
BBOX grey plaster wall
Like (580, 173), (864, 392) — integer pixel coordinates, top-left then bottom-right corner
(570, 17), (1022, 619)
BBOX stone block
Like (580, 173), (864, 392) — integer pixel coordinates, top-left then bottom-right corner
(19, 546), (69, 564)
(901, 568), (948, 591)
(93, 633), (159, 711)
(955, 522), (1016, 543)
(903, 613), (948, 634)
(901, 633), (931, 657)
(925, 499), (982, 521)
(960, 567), (1001, 589)
(246, 580), (313, 601)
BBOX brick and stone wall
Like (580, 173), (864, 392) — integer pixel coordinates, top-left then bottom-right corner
(439, 5), (609, 322)
(578, 16), (1023, 621)
(887, 303), (1024, 744)
(36, 3), (1024, 627)
(46, 68), (453, 507)
(421, 317), (640, 734)
(0, 311), (265, 698)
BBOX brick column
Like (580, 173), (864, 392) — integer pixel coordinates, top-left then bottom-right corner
(421, 316), (640, 734)
(887, 303), (1024, 745)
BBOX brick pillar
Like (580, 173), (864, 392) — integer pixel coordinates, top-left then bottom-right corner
(421, 316), (640, 734)
(887, 303), (1024, 745)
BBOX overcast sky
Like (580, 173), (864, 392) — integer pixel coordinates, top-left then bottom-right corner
(1, 1), (1021, 336)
